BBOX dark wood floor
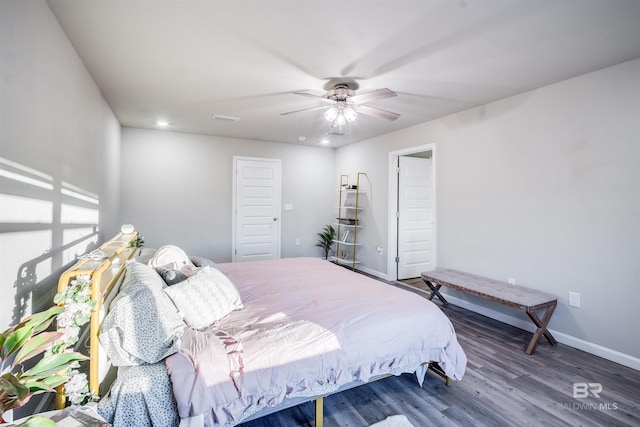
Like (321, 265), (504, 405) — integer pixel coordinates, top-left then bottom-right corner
(241, 279), (640, 427)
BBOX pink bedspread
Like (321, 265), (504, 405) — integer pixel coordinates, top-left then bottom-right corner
(166, 258), (466, 426)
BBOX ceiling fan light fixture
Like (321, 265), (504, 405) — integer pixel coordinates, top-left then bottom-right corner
(282, 84), (399, 129)
(324, 105), (357, 126)
(343, 106), (358, 122)
(324, 107), (338, 122)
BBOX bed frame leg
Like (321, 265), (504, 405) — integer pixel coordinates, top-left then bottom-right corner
(315, 397), (324, 427)
(55, 384), (66, 409)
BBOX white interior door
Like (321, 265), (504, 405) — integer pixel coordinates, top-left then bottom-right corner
(397, 155), (433, 279)
(233, 157), (281, 262)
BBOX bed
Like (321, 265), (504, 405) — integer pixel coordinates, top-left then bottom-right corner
(55, 232), (467, 427)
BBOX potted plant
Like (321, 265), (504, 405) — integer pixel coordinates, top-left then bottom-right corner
(315, 224), (336, 260)
(1, 306), (87, 426)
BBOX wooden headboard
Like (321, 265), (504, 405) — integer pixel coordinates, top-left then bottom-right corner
(55, 231), (141, 409)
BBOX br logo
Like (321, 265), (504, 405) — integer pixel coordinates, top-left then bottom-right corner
(573, 383), (602, 399)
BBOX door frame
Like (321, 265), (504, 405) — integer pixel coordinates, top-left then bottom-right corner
(232, 156), (282, 262)
(386, 143), (436, 281)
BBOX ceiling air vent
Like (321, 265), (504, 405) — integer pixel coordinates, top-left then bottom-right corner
(212, 114), (240, 122)
(327, 129), (348, 136)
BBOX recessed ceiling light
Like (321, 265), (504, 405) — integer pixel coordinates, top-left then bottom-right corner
(154, 120), (170, 127)
(298, 136), (306, 142)
(320, 139), (330, 145)
(212, 114), (240, 122)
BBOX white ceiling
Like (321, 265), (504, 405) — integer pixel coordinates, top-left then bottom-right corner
(46, 0), (640, 147)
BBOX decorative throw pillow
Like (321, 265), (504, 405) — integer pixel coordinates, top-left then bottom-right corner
(157, 267), (189, 286)
(190, 256), (217, 269)
(163, 266), (244, 330)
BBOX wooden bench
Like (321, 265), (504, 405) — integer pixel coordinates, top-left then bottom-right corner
(421, 268), (558, 355)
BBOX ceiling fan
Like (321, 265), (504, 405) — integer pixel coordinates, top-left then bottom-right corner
(281, 83), (400, 126)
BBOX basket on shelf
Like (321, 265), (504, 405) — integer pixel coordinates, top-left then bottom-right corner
(336, 218), (358, 225)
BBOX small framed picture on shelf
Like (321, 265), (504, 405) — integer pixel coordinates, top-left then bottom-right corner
(342, 230), (350, 242)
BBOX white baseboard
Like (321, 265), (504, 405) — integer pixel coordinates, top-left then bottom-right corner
(444, 294), (640, 371)
(355, 270), (640, 371)
(354, 265), (388, 280)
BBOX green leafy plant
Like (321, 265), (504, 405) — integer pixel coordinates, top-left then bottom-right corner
(5, 414), (57, 426)
(0, 306), (87, 422)
(129, 234), (144, 248)
(315, 224), (336, 259)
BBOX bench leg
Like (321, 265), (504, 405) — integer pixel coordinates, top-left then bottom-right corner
(428, 362), (453, 387)
(525, 302), (557, 355)
(423, 280), (449, 306)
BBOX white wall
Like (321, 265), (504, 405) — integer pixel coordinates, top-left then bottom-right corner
(334, 143), (392, 274)
(0, 0), (121, 415)
(120, 127), (335, 261)
(337, 58), (640, 367)
(1, 0), (121, 328)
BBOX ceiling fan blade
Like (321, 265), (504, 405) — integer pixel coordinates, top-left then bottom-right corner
(280, 105), (331, 116)
(350, 88), (397, 104)
(293, 90), (326, 98)
(357, 104), (400, 121)
(294, 91), (336, 105)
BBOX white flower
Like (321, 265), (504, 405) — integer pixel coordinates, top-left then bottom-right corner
(59, 325), (80, 344)
(65, 302), (91, 317)
(50, 273), (95, 406)
(65, 371), (87, 394)
(77, 276), (91, 290)
(79, 302), (92, 315)
(66, 371), (91, 405)
(56, 309), (75, 328)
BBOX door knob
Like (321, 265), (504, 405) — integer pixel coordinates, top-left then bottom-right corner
(273, 217), (278, 221)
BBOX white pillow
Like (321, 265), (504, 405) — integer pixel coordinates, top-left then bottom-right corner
(163, 266), (244, 330)
(148, 245), (194, 271)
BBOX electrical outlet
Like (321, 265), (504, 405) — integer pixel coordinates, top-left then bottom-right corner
(295, 238), (301, 246)
(376, 246), (383, 256)
(508, 277), (516, 286)
(569, 292), (581, 307)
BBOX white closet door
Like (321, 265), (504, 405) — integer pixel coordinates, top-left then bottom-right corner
(397, 156), (433, 279)
(233, 157), (281, 262)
